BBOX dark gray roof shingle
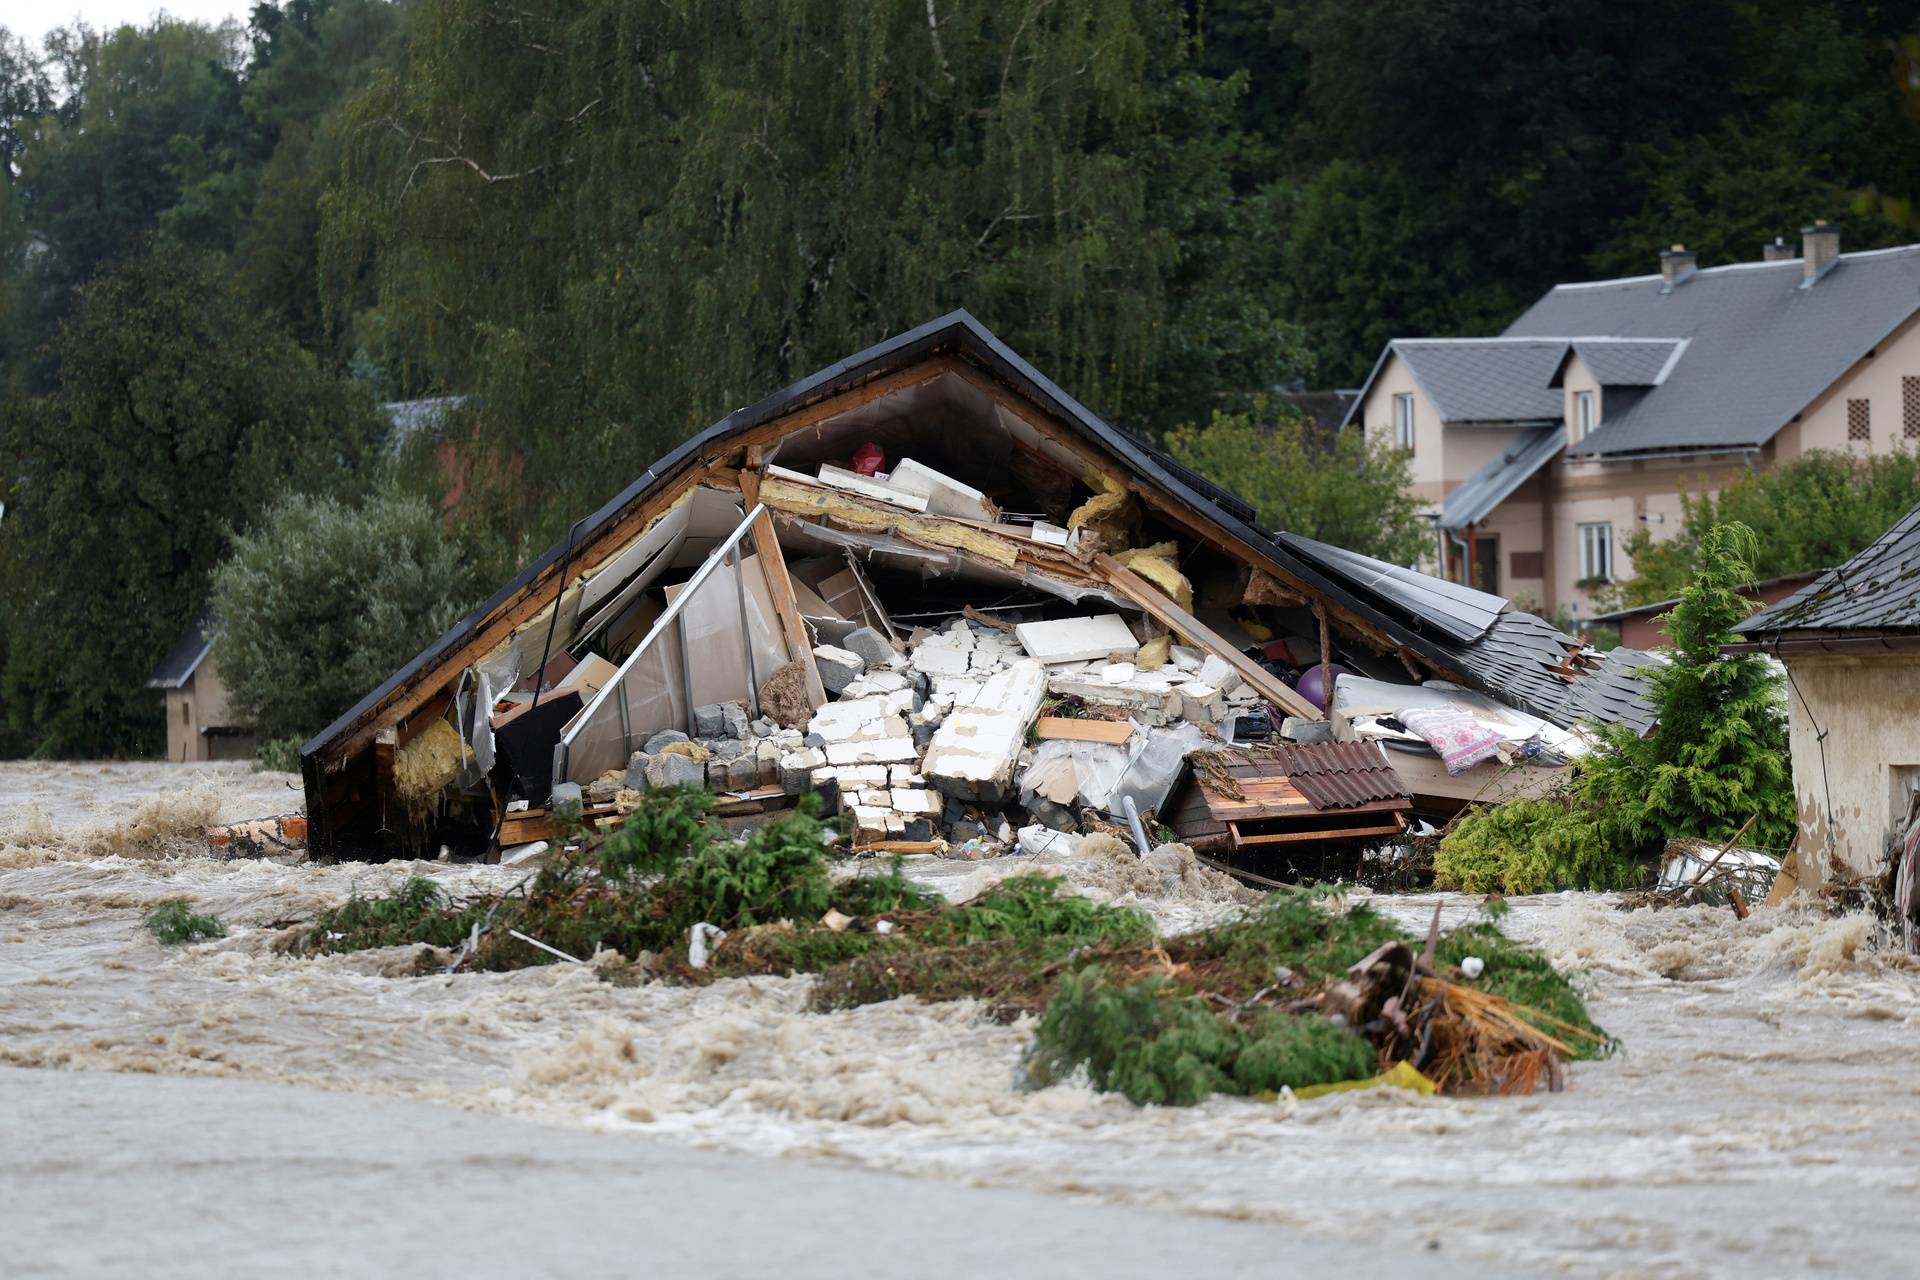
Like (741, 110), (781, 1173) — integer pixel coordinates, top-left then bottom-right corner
(1273, 535), (1658, 732)
(1564, 338), (1686, 387)
(1507, 245), (1920, 457)
(146, 617), (212, 690)
(1743, 503), (1920, 635)
(1390, 339), (1568, 423)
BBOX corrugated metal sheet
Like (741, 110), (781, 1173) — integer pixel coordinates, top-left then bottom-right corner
(1275, 533), (1509, 644)
(1267, 742), (1411, 811)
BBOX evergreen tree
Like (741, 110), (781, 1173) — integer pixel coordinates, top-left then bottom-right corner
(1583, 523), (1796, 853)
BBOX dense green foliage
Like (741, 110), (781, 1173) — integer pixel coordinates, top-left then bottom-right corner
(1024, 972), (1374, 1106)
(1166, 399), (1428, 562)
(142, 897), (227, 945)
(1604, 450), (1920, 609)
(208, 489), (478, 746)
(4, 2), (1920, 754)
(1581, 525), (1796, 852)
(0, 254), (385, 756)
(1437, 524), (1795, 892)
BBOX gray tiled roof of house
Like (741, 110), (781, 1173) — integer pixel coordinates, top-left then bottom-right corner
(1507, 244), (1920, 458)
(1743, 502), (1920, 635)
(1380, 339), (1569, 424)
(1563, 338), (1686, 387)
(146, 616), (212, 690)
(1439, 425), (1565, 530)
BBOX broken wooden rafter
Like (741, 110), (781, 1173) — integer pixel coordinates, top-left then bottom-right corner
(1091, 552), (1321, 720)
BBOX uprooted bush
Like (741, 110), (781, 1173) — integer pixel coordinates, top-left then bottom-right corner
(142, 897), (227, 945)
(300, 789), (1608, 1103)
(1025, 972), (1376, 1105)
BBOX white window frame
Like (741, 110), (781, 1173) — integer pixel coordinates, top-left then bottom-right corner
(1575, 390), (1597, 438)
(1579, 521), (1614, 583)
(1393, 393), (1416, 452)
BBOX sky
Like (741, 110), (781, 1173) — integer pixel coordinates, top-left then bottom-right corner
(20, 2), (255, 44)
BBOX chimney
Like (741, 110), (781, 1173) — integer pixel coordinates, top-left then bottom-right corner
(1762, 237), (1796, 263)
(1801, 221), (1840, 283)
(1659, 244), (1697, 290)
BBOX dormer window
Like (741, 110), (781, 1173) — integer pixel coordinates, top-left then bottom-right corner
(1576, 390), (1598, 438)
(1394, 393), (1416, 452)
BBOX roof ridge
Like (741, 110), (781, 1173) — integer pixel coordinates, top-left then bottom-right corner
(1553, 241), (1920, 292)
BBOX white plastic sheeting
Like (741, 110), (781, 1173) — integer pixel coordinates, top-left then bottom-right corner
(558, 506), (795, 785)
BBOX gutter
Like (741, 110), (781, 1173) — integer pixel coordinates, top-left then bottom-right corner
(1565, 445), (1759, 465)
(1724, 633), (1920, 656)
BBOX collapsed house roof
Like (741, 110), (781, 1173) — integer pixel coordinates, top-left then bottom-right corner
(300, 312), (1658, 858)
(1274, 534), (1658, 733)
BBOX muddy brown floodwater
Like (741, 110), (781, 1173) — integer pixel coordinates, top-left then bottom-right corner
(4, 760), (1918, 1277)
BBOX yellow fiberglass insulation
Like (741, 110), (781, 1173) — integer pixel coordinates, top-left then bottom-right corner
(1134, 635), (1171, 670)
(1067, 473), (1136, 549)
(657, 740), (712, 762)
(1113, 542), (1194, 613)
(394, 719), (470, 800)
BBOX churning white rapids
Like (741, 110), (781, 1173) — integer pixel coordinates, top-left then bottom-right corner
(4, 761), (1919, 1278)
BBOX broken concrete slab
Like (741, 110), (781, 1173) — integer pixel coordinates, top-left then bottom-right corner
(1013, 613), (1139, 665)
(1197, 653), (1242, 696)
(842, 626), (895, 667)
(813, 645), (865, 694)
(647, 752), (705, 789)
(921, 658), (1049, 801)
(624, 751), (652, 792)
(825, 736), (918, 766)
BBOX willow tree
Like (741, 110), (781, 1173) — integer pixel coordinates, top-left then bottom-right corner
(322, 0), (1280, 544)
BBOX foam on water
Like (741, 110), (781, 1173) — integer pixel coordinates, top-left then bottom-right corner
(4, 760), (1918, 1277)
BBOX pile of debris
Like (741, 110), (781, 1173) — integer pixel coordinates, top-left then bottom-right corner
(291, 314), (1657, 874)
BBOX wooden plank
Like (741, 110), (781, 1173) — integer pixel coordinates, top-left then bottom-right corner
(943, 358), (1458, 675)
(747, 507), (828, 708)
(1034, 716), (1135, 744)
(1092, 553), (1321, 720)
(1193, 852), (1299, 891)
(851, 840), (946, 854)
(1229, 819), (1405, 848)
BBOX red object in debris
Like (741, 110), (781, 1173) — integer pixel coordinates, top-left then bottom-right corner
(851, 442), (885, 476)
(1262, 639), (1296, 665)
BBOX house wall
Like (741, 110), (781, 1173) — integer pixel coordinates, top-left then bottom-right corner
(1359, 353), (1446, 507)
(161, 655), (253, 763)
(1779, 652), (1920, 879)
(1776, 308), (1920, 459)
(1561, 354), (1601, 451)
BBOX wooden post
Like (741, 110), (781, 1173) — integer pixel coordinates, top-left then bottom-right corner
(747, 508), (828, 707)
(1314, 601), (1332, 675)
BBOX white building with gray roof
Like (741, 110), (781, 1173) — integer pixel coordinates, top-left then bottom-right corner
(1346, 223), (1920, 619)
